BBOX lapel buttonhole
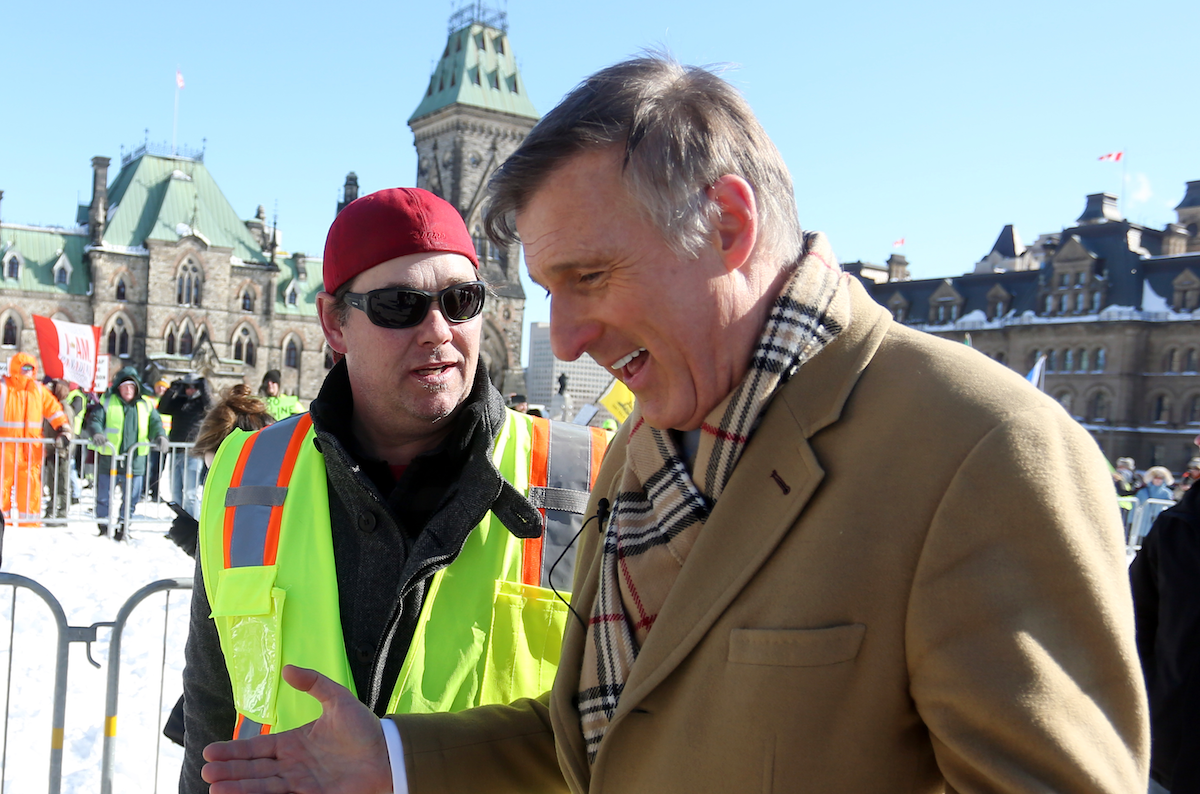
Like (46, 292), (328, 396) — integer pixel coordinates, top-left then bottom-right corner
(769, 469), (791, 495)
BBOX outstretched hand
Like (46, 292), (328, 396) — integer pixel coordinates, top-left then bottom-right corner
(202, 665), (393, 794)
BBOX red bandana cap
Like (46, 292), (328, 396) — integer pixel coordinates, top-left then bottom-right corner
(322, 187), (479, 296)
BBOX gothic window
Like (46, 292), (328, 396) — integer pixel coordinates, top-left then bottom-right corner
(286, 285), (298, 306)
(1048, 350), (1058, 372)
(180, 325), (194, 356)
(1092, 291), (1103, 312)
(1078, 348), (1088, 372)
(166, 331), (176, 355)
(1059, 294), (1069, 314)
(1077, 272), (1087, 286)
(242, 290), (254, 312)
(55, 267), (68, 286)
(2, 317), (17, 347)
(109, 317), (130, 358)
(116, 279), (126, 301)
(1075, 292), (1085, 313)
(1095, 348), (1106, 372)
(1045, 296), (1054, 314)
(495, 36), (504, 55)
(234, 327), (257, 366)
(1059, 273), (1070, 288)
(285, 339), (299, 368)
(950, 304), (959, 321)
(1189, 396), (1200, 424)
(1089, 392), (1109, 422)
(177, 259), (202, 307)
(1064, 349), (1074, 372)
(5, 256), (19, 279)
(1186, 349), (1197, 373)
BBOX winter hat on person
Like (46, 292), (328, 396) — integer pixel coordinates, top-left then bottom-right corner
(322, 187), (479, 296)
(114, 366), (141, 388)
(263, 369), (282, 385)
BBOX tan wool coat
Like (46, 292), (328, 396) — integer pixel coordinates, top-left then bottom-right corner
(393, 278), (1148, 793)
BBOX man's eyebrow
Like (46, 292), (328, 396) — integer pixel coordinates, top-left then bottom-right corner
(533, 257), (609, 285)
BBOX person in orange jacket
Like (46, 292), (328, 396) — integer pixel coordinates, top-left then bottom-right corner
(0, 352), (71, 525)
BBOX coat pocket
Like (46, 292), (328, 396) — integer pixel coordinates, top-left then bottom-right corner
(210, 565), (287, 725)
(729, 624), (866, 667)
(479, 579), (570, 706)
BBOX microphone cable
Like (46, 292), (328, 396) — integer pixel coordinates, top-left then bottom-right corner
(549, 498), (611, 631)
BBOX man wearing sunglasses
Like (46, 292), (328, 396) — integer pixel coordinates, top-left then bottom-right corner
(181, 187), (606, 793)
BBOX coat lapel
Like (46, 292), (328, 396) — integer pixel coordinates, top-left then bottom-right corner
(613, 279), (891, 722)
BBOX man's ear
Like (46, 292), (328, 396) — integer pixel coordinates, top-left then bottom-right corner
(707, 174), (758, 273)
(316, 292), (349, 355)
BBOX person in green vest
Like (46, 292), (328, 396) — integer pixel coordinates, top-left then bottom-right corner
(84, 366), (168, 540)
(259, 369), (305, 421)
(180, 187), (607, 793)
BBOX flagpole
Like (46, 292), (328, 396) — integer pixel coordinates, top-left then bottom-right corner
(1119, 148), (1128, 218)
(172, 78), (179, 156)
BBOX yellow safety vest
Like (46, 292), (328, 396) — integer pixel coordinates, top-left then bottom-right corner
(200, 409), (608, 736)
(88, 394), (151, 456)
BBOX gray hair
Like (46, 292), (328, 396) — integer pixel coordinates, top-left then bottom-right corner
(485, 56), (803, 263)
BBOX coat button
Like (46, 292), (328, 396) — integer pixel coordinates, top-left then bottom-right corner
(358, 512), (377, 533)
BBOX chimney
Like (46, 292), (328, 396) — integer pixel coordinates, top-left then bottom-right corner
(294, 252), (307, 280)
(886, 253), (910, 282)
(1163, 223), (1188, 256)
(88, 156), (111, 245)
(1076, 192), (1122, 225)
(337, 172), (360, 215)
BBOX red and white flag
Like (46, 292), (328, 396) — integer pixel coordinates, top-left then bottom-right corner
(892, 237), (905, 248)
(1098, 151), (1123, 162)
(176, 70), (185, 90)
(32, 315), (102, 391)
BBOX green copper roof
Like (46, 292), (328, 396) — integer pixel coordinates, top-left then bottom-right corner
(0, 225), (90, 295)
(409, 23), (539, 123)
(273, 253), (322, 317)
(103, 155), (269, 263)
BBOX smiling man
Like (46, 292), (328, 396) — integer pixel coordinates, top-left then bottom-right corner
(180, 187), (606, 793)
(201, 59), (1146, 794)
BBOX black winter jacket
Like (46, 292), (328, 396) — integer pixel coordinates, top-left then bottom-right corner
(1130, 483), (1200, 792)
(179, 361), (541, 793)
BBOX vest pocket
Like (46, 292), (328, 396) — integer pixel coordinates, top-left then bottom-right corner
(479, 579), (570, 705)
(211, 565), (287, 725)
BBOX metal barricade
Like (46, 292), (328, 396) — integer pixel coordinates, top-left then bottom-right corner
(99, 577), (193, 794)
(0, 573), (110, 794)
(26, 438), (198, 534)
(1125, 497), (1176, 553)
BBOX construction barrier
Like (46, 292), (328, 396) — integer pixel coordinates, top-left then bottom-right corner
(0, 574), (192, 794)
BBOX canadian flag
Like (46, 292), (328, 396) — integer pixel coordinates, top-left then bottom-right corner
(32, 316), (102, 390)
(892, 237), (905, 248)
(176, 70), (185, 89)
(1098, 151), (1123, 162)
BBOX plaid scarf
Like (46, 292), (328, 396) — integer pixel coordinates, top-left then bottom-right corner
(577, 232), (851, 762)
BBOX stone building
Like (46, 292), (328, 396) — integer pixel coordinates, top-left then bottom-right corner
(0, 148), (330, 400)
(852, 181), (1200, 471)
(407, 3), (538, 395)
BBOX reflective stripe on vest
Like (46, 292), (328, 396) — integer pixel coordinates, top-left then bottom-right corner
(211, 410), (607, 737)
(521, 416), (608, 593)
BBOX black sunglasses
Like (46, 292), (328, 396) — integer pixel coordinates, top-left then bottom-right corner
(343, 281), (487, 329)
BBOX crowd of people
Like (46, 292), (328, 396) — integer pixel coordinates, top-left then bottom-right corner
(0, 358), (308, 539)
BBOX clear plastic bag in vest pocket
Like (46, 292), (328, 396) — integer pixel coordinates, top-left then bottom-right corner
(480, 579), (570, 705)
(211, 565), (287, 725)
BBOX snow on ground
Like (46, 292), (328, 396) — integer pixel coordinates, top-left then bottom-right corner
(0, 493), (195, 794)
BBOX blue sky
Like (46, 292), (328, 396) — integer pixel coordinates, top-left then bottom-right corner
(2, 0), (1196, 365)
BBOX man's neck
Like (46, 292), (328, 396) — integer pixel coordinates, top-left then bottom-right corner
(348, 410), (457, 467)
